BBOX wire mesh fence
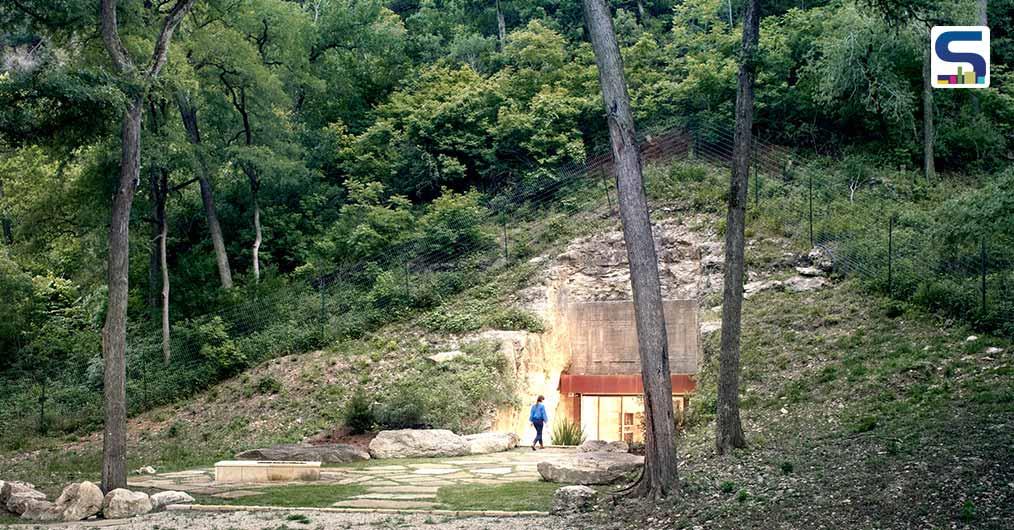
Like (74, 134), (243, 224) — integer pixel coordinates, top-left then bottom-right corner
(3, 118), (1011, 441)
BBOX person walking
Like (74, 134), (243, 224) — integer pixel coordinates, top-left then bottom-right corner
(530, 395), (548, 450)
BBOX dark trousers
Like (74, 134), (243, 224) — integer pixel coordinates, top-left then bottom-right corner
(532, 420), (544, 446)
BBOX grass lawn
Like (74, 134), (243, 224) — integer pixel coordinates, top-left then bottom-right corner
(436, 481), (563, 512)
(192, 484), (367, 508)
(0, 513), (22, 525)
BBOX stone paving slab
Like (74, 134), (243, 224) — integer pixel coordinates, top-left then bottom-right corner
(212, 490), (264, 499)
(333, 499), (440, 509)
(352, 492), (438, 500)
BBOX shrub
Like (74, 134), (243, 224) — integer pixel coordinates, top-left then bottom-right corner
(344, 392), (375, 434)
(374, 386), (428, 429)
(720, 480), (736, 493)
(550, 418), (585, 446)
(255, 376), (282, 395)
(485, 307), (545, 332)
(419, 306), (484, 333)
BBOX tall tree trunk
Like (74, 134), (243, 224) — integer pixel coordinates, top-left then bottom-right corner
(99, 0), (195, 493)
(148, 169), (162, 309)
(101, 97), (142, 493)
(247, 168), (262, 282)
(0, 178), (12, 245)
(977, 0), (987, 25)
(176, 93), (233, 289)
(716, 0), (759, 456)
(148, 168), (171, 364)
(495, 0), (506, 47)
(583, 0), (679, 499)
(922, 46), (936, 182)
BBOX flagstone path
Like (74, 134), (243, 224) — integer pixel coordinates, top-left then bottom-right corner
(129, 447), (576, 510)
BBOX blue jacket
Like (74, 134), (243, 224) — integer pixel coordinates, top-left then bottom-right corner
(529, 403), (547, 423)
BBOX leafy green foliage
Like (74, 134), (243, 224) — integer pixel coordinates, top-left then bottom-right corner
(551, 418), (586, 446)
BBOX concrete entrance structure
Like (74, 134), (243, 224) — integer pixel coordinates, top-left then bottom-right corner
(559, 300), (699, 443)
(214, 461), (321, 483)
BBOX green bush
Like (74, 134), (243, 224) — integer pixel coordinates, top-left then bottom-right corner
(484, 307), (545, 332)
(374, 385), (428, 429)
(344, 392), (375, 434)
(255, 376), (282, 395)
(550, 418), (585, 446)
(419, 307), (484, 333)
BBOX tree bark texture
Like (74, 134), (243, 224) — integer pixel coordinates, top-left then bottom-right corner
(583, 0), (679, 499)
(922, 45), (935, 182)
(0, 178), (12, 245)
(99, 0), (196, 493)
(716, 0), (759, 456)
(177, 93), (234, 289)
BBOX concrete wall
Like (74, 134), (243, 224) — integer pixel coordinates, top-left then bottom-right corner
(564, 300), (699, 375)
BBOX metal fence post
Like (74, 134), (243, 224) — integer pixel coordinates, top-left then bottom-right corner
(319, 279), (326, 340)
(981, 237), (988, 314)
(808, 172), (814, 247)
(600, 169), (613, 214)
(888, 216), (894, 297)
(502, 216), (509, 263)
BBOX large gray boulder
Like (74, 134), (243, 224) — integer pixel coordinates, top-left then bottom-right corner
(19, 499), (61, 522)
(52, 481), (103, 521)
(236, 443), (369, 464)
(368, 429), (470, 459)
(579, 440), (629, 453)
(537, 452), (644, 485)
(2, 481), (46, 515)
(102, 489), (152, 519)
(551, 485), (598, 514)
(463, 432), (520, 455)
(150, 491), (195, 511)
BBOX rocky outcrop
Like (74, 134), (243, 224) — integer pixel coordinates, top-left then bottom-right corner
(102, 489), (152, 519)
(463, 432), (520, 454)
(551, 485), (598, 514)
(236, 443), (369, 464)
(368, 429), (470, 459)
(427, 350), (465, 363)
(537, 452), (644, 485)
(52, 481), (103, 521)
(2, 481), (46, 515)
(579, 440), (629, 453)
(150, 491), (195, 511)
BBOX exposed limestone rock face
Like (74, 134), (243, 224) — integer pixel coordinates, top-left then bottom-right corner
(236, 443), (369, 463)
(52, 481), (103, 521)
(102, 489), (152, 519)
(368, 429), (470, 459)
(463, 432), (520, 454)
(551, 485), (598, 514)
(579, 439), (629, 453)
(537, 452), (644, 485)
(427, 350), (465, 363)
(150, 491), (195, 511)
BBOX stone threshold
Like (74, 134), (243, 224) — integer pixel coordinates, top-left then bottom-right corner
(165, 503), (548, 517)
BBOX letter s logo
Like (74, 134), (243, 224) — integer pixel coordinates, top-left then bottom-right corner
(932, 26), (990, 88)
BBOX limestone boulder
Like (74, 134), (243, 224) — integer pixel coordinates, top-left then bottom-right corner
(463, 432), (520, 454)
(52, 481), (103, 521)
(368, 429), (469, 459)
(551, 485), (598, 514)
(579, 440), (629, 453)
(150, 491), (195, 511)
(102, 489), (152, 519)
(783, 275), (828, 292)
(19, 499), (61, 522)
(236, 443), (369, 464)
(427, 350), (465, 363)
(2, 481), (46, 515)
(537, 452), (644, 485)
